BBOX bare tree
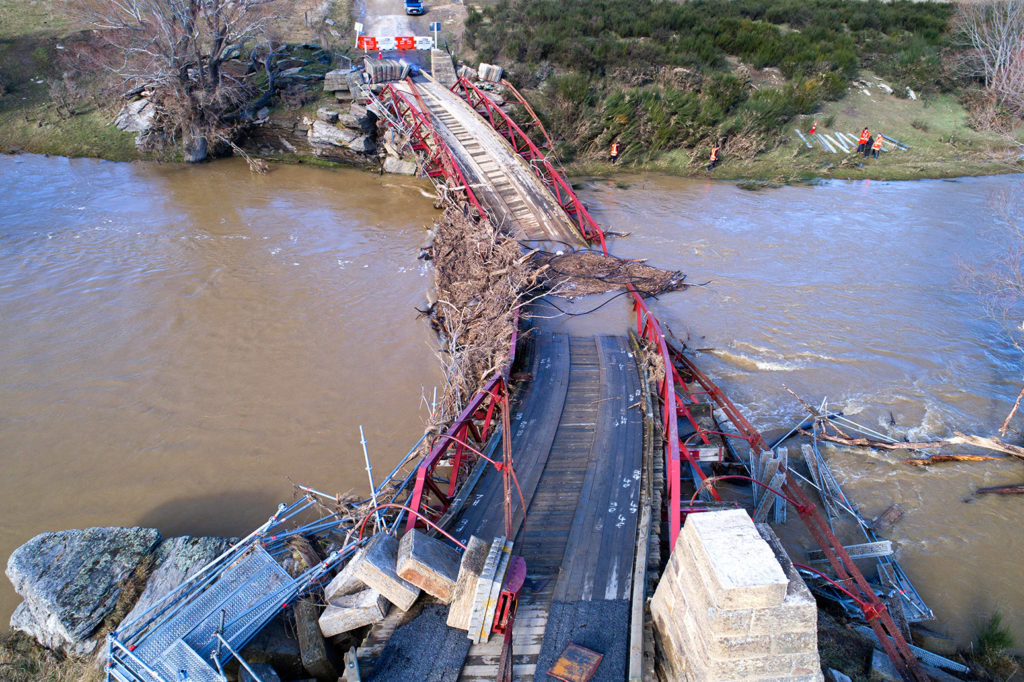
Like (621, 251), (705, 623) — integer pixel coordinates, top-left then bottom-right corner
(73, 0), (294, 161)
(955, 0), (1024, 119)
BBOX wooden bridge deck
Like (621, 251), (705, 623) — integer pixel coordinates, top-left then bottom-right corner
(369, 329), (645, 681)
(394, 78), (586, 249)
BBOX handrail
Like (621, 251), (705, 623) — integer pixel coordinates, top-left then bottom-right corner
(447, 75), (703, 546)
(449, 77), (606, 252)
(499, 78), (555, 150)
(376, 79), (486, 218)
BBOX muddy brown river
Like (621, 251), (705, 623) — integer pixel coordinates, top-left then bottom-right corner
(1, 155), (1022, 650)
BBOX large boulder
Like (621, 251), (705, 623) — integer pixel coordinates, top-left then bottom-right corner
(120, 536), (233, 628)
(115, 98), (155, 134)
(323, 69), (350, 92)
(349, 102), (377, 132)
(308, 120), (358, 147)
(383, 155), (418, 176)
(7, 527), (161, 654)
(347, 135), (376, 155)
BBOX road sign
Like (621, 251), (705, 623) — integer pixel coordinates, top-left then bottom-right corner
(429, 21), (441, 31)
(354, 21), (363, 33)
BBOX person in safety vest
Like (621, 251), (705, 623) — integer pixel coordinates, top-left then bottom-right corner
(808, 121), (817, 135)
(871, 134), (884, 159)
(707, 143), (720, 170)
(857, 127), (871, 155)
(856, 125), (872, 155)
(610, 141), (621, 163)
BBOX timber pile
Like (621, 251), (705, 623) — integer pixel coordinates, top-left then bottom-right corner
(532, 250), (687, 298)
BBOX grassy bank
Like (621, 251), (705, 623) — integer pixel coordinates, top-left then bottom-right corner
(571, 87), (1019, 182)
(464, 0), (1022, 181)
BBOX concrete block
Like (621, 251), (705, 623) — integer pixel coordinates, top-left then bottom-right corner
(446, 535), (488, 630)
(681, 510), (788, 610)
(324, 547), (368, 602)
(353, 533), (420, 612)
(318, 589), (390, 637)
(708, 632), (771, 660)
(770, 630), (818, 655)
(748, 598), (818, 637)
(396, 530), (461, 603)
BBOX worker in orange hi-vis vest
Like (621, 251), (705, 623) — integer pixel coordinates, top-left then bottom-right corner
(857, 127), (871, 155)
(707, 144), (720, 171)
(871, 134), (884, 159)
(609, 141), (621, 164)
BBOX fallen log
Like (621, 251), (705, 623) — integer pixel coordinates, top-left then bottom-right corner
(975, 484), (1024, 495)
(904, 454), (1004, 466)
(802, 429), (1024, 463)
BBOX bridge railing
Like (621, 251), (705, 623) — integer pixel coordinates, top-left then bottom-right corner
(403, 322), (517, 531)
(374, 79), (485, 218)
(447, 76), (715, 546)
(449, 77), (607, 252)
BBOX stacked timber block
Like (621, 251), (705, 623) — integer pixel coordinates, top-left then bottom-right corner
(396, 529), (461, 602)
(477, 63), (503, 82)
(319, 531), (465, 637)
(650, 509), (822, 681)
(446, 536), (489, 630)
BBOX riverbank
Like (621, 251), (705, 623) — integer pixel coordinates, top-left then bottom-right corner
(563, 86), (1020, 183)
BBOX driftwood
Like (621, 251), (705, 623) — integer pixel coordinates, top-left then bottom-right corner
(801, 428), (1024, 463)
(904, 454), (1004, 466)
(975, 484), (1024, 495)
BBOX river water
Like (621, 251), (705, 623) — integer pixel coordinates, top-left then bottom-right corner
(1, 154), (1021, 649)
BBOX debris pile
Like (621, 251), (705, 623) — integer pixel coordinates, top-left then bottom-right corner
(426, 207), (537, 422)
(533, 250), (687, 298)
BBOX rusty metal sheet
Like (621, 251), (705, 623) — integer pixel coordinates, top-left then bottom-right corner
(547, 642), (603, 682)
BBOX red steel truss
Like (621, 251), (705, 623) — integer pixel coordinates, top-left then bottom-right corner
(498, 78), (555, 150)
(449, 77), (607, 251)
(375, 79), (485, 218)
(376, 74), (924, 680)
(673, 351), (927, 681)
(451, 79), (925, 680)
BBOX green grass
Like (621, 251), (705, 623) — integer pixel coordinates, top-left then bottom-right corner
(0, 0), (75, 40)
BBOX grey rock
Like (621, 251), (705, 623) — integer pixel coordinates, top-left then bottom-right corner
(316, 107), (339, 124)
(319, 588), (389, 637)
(352, 533), (420, 612)
(338, 113), (360, 129)
(120, 536), (233, 628)
(324, 546), (368, 602)
(349, 103), (377, 132)
(324, 69), (351, 92)
(7, 527), (161, 653)
(347, 135), (376, 155)
(383, 156), (418, 175)
(115, 98), (155, 134)
(308, 120), (357, 147)
(256, 106), (271, 121)
(184, 135), (208, 163)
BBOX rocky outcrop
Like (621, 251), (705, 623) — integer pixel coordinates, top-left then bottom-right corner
(120, 535), (233, 628)
(115, 98), (155, 134)
(383, 155), (418, 175)
(309, 119), (359, 146)
(7, 527), (161, 654)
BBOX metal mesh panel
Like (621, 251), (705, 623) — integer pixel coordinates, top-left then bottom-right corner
(187, 556), (291, 658)
(131, 548), (279, 663)
(156, 640), (224, 682)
